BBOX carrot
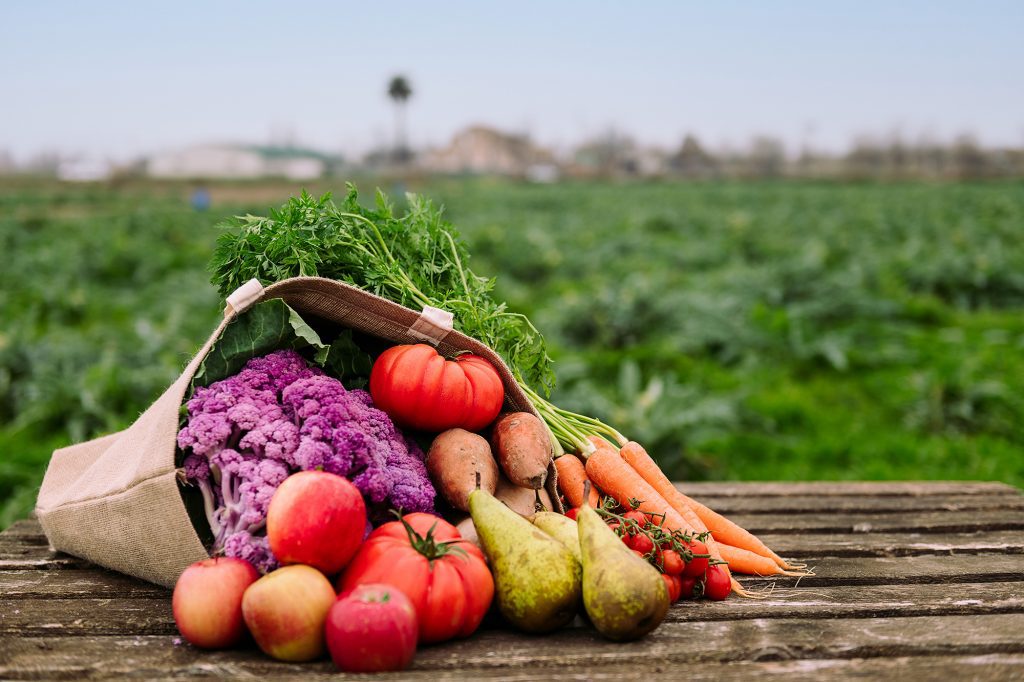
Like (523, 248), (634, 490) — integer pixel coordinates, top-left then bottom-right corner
(584, 442), (695, 535)
(689, 501), (806, 570)
(584, 441), (749, 597)
(619, 441), (804, 572)
(718, 543), (810, 577)
(554, 454), (600, 508)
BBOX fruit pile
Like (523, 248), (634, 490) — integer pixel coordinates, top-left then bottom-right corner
(173, 470), (487, 672)
(172, 338), (806, 671)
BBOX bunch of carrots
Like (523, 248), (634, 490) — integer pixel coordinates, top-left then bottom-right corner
(555, 437), (810, 598)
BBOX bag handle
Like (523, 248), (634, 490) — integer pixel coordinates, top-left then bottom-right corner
(226, 277), (453, 346)
(407, 305), (454, 345)
(223, 279), (265, 318)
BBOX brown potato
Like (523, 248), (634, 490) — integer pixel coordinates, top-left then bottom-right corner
(426, 429), (498, 512)
(495, 473), (554, 517)
(491, 412), (553, 489)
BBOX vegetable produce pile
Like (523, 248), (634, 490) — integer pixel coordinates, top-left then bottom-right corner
(177, 349), (435, 571)
(169, 185), (810, 671)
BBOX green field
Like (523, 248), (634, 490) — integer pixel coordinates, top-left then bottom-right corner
(3, 178), (1023, 528)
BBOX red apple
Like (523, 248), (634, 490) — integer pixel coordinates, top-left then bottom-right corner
(266, 471), (367, 575)
(326, 584), (418, 673)
(172, 557), (258, 649)
(241, 564), (336, 662)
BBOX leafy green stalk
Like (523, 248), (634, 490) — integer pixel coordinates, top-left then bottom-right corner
(209, 187), (625, 454)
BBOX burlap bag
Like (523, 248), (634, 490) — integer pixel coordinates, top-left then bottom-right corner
(36, 276), (559, 587)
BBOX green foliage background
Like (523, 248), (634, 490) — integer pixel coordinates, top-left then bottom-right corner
(2, 179), (1022, 528)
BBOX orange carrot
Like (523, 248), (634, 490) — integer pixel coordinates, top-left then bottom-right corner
(619, 441), (803, 572)
(554, 454), (600, 508)
(584, 443), (695, 534)
(584, 443), (744, 595)
(718, 543), (809, 577)
(689, 501), (806, 570)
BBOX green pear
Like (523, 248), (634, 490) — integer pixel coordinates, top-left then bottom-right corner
(577, 503), (669, 641)
(469, 489), (581, 633)
(532, 511), (582, 565)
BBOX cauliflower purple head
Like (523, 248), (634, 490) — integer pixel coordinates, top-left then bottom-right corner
(177, 349), (435, 572)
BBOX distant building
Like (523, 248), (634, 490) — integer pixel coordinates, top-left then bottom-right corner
(147, 144), (335, 180)
(419, 126), (557, 178)
(569, 131), (666, 178)
(668, 135), (718, 178)
(57, 156), (114, 182)
(0, 151), (15, 175)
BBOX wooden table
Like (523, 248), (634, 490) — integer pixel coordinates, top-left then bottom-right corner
(2, 482), (1023, 680)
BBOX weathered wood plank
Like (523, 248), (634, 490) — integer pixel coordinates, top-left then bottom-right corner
(680, 481), (1020, 497)
(1, 615), (1022, 676)
(1, 551), (1020, 611)
(0, 538), (92, 571)
(1, 645), (1022, 682)
(0, 520), (47, 539)
(5, 526), (1023, 575)
(0, 569), (170, 599)
(4, 569), (1023, 638)
(0, 598), (177, 636)
(729, 509), (1024, 535)
(759, 530), (1024, 557)
(694, 494), (1024, 516)
(733, 554), (1024, 587)
(4, 559), (1020, 621)
(670, 581), (1024, 621)
(684, 580), (1024, 620)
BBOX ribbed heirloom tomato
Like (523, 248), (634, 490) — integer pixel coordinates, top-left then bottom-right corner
(369, 344), (504, 432)
(337, 513), (494, 644)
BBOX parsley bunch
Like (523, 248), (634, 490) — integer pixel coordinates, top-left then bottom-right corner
(209, 187), (624, 454)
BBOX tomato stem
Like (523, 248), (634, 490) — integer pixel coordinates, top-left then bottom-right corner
(393, 511), (467, 563)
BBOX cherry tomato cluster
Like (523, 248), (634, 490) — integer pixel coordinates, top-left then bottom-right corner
(568, 498), (731, 602)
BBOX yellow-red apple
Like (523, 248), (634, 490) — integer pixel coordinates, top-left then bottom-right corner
(241, 564), (336, 661)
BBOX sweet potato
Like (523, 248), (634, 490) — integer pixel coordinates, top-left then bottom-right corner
(495, 473), (554, 517)
(426, 429), (498, 512)
(491, 412), (552, 489)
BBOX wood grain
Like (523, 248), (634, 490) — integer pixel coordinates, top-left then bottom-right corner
(2, 481), (1022, 680)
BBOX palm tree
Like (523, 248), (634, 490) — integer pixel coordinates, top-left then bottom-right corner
(387, 75), (413, 161)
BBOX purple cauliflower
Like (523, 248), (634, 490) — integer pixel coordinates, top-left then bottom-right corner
(178, 349), (436, 570)
(280, 377), (436, 523)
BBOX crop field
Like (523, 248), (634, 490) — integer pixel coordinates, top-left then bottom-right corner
(2, 178), (1023, 528)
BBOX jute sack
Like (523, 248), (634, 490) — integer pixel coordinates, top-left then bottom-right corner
(36, 276), (559, 587)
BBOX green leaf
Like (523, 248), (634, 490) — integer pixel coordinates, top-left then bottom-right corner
(192, 299), (327, 388)
(322, 330), (374, 389)
(190, 298), (374, 392)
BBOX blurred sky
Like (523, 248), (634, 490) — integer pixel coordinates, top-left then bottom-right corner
(2, 1), (1022, 161)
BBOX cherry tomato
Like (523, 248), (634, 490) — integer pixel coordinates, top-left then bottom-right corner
(607, 521), (621, 536)
(661, 573), (681, 603)
(660, 549), (685, 576)
(627, 533), (655, 555)
(703, 564), (731, 601)
(681, 539), (710, 578)
(631, 549), (647, 560)
(564, 507), (579, 521)
(622, 510), (647, 530)
(678, 576), (698, 600)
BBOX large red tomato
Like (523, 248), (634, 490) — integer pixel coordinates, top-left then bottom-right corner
(337, 513), (494, 644)
(369, 344), (504, 432)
